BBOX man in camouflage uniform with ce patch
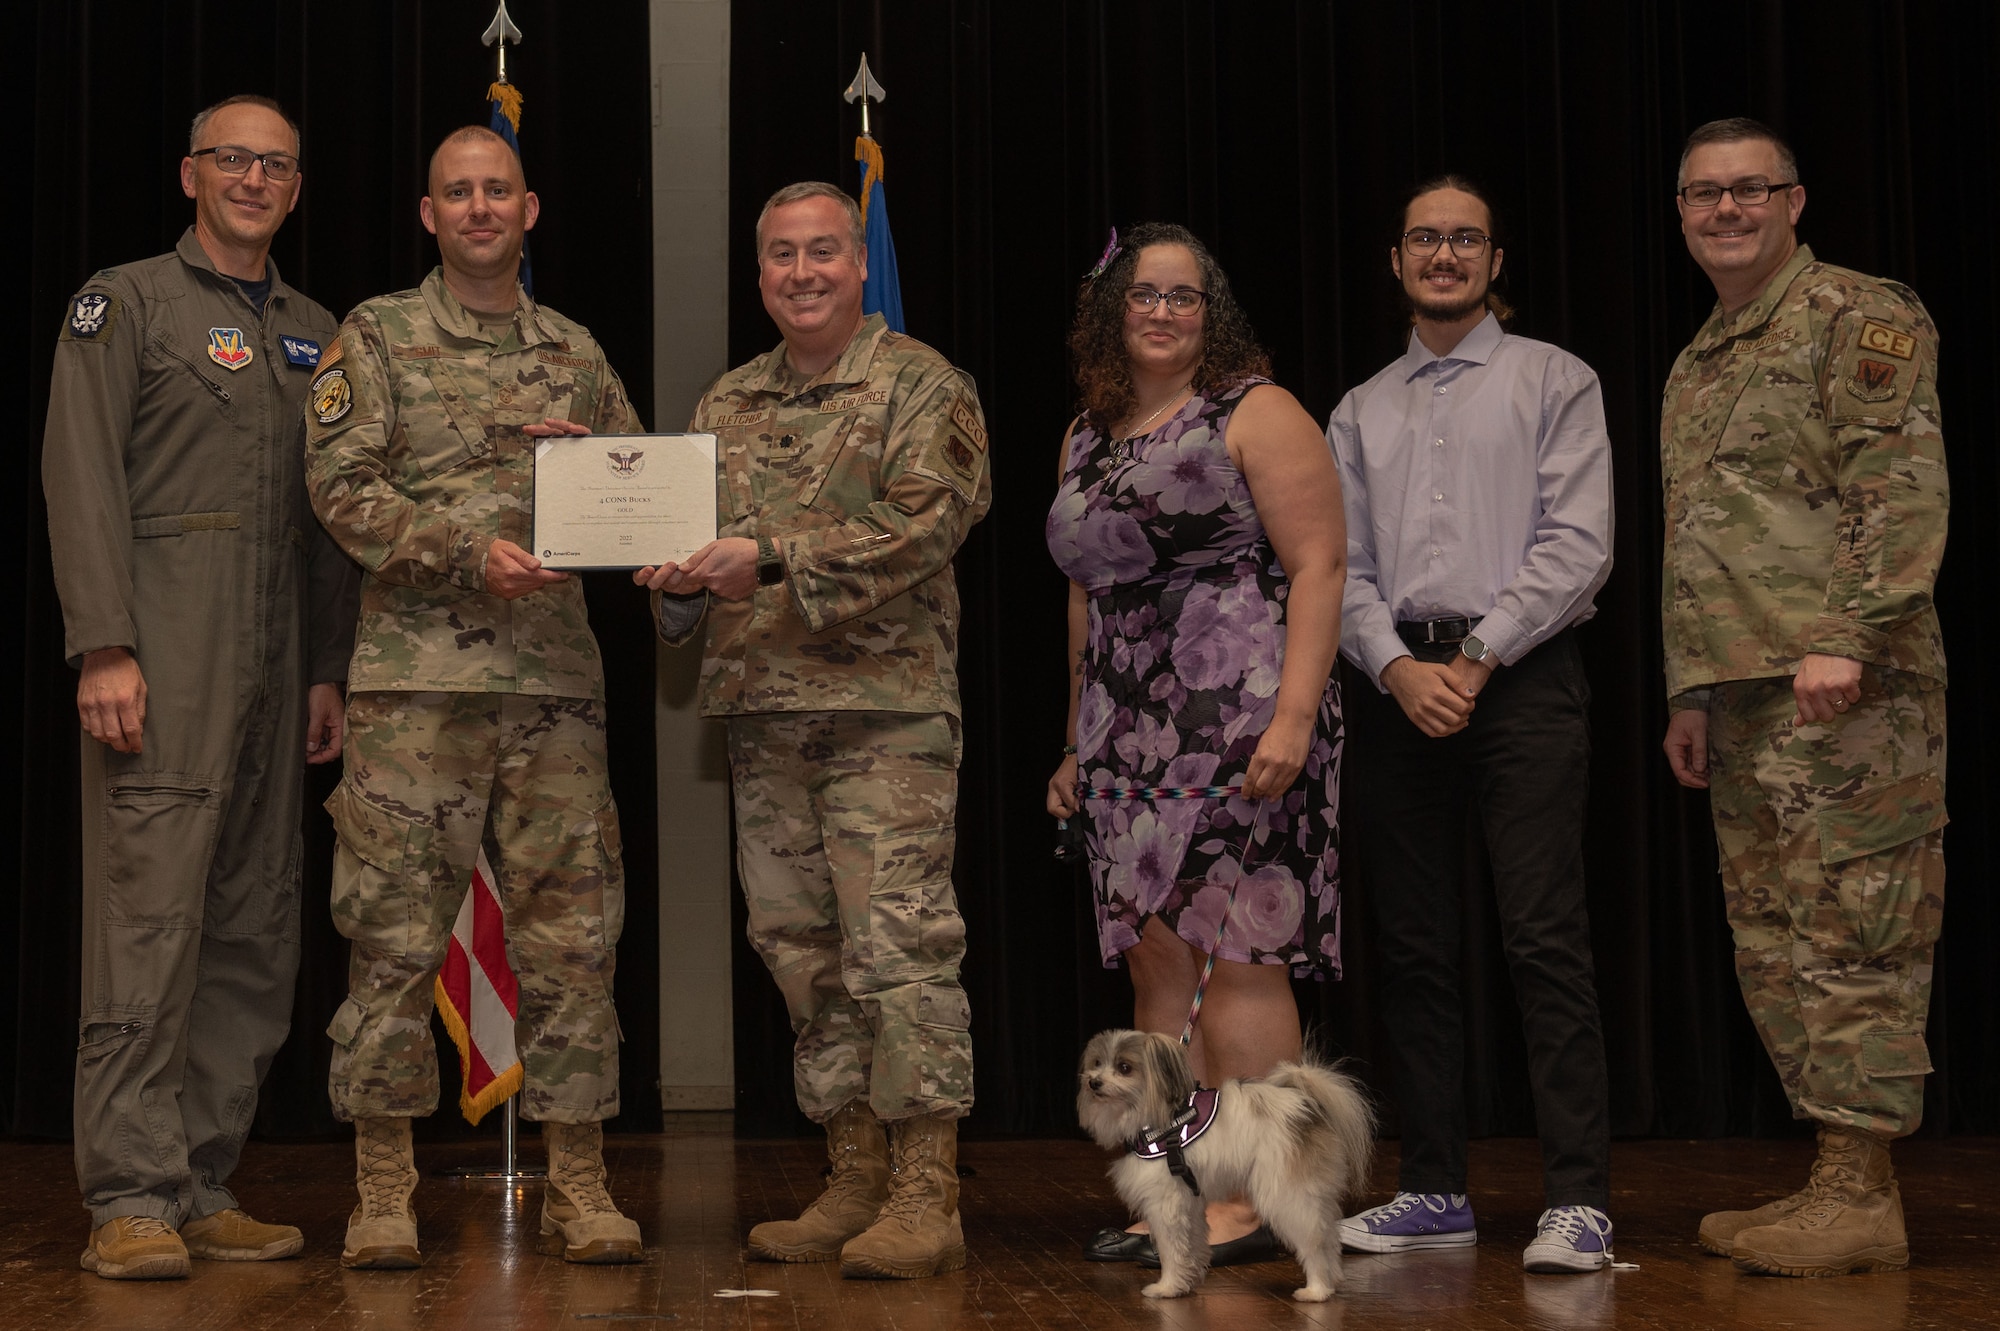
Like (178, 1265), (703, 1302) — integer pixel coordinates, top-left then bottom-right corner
(1660, 118), (1948, 1278)
(305, 126), (645, 1269)
(638, 182), (989, 1280)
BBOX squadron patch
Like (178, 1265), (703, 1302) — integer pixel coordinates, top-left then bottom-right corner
(949, 399), (988, 452)
(207, 327), (254, 371)
(66, 292), (116, 340)
(312, 368), (353, 425)
(280, 335), (322, 367)
(1845, 357), (1899, 404)
(1857, 320), (1915, 361)
(945, 436), (976, 472)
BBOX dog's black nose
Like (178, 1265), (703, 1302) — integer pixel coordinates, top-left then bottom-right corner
(1088, 1076), (1102, 1092)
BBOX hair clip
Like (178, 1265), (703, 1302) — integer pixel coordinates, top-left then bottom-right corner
(1082, 227), (1121, 282)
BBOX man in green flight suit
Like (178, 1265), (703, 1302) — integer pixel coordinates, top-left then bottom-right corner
(637, 181), (990, 1280)
(1660, 117), (1948, 1278)
(43, 93), (354, 1280)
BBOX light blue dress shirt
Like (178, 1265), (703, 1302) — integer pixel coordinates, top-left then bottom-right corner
(1327, 312), (1614, 691)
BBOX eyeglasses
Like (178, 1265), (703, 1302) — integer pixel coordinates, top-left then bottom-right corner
(1401, 229), (1492, 258)
(1678, 180), (1794, 208)
(1124, 286), (1208, 316)
(192, 146), (301, 182)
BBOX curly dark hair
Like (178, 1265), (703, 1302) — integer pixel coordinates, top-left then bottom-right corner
(1069, 223), (1271, 430)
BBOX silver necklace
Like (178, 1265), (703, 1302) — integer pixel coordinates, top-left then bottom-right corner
(1100, 381), (1193, 470)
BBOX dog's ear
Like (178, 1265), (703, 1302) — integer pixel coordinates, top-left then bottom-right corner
(1137, 1032), (1197, 1124)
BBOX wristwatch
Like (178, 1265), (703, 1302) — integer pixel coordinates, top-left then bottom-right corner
(756, 535), (784, 586)
(1460, 633), (1493, 665)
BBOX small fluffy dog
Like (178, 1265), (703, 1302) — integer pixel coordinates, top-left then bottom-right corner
(1077, 1028), (1374, 1302)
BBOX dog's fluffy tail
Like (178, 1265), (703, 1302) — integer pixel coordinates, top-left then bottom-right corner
(1266, 1058), (1376, 1204)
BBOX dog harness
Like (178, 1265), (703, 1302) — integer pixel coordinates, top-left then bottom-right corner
(1127, 1087), (1220, 1195)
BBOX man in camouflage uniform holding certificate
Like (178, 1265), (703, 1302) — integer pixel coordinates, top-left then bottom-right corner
(305, 126), (645, 1269)
(1660, 118), (1948, 1278)
(638, 182), (989, 1280)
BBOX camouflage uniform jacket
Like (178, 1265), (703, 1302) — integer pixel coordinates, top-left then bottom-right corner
(1660, 244), (1948, 701)
(305, 269), (642, 698)
(43, 228), (354, 682)
(671, 313), (992, 716)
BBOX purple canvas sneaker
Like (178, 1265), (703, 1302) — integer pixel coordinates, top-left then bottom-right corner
(1340, 1192), (1477, 1252)
(1522, 1205), (1615, 1273)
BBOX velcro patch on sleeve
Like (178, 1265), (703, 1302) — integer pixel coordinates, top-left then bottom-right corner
(949, 398), (987, 452)
(61, 290), (120, 342)
(1857, 320), (1915, 361)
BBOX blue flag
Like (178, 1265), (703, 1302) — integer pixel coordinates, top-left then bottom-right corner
(488, 81), (533, 296)
(855, 135), (904, 332)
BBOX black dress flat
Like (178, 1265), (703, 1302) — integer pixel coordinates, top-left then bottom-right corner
(1137, 1223), (1282, 1269)
(1083, 1226), (1156, 1262)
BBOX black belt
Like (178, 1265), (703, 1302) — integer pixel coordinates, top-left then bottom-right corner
(1396, 616), (1475, 647)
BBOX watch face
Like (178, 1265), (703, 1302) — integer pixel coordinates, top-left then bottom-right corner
(1462, 634), (1488, 661)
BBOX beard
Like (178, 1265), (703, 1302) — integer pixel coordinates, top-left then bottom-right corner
(1403, 262), (1490, 323)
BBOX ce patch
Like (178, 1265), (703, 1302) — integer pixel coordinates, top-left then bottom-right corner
(62, 291), (119, 341)
(311, 367), (353, 425)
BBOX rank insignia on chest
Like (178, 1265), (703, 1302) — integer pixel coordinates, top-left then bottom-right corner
(69, 293), (113, 338)
(207, 327), (254, 371)
(281, 335), (322, 368)
(311, 367), (352, 424)
(1845, 358), (1900, 404)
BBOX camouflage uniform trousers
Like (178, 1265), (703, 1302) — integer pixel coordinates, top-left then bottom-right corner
(1705, 670), (1946, 1138)
(728, 710), (974, 1124)
(325, 690), (625, 1124)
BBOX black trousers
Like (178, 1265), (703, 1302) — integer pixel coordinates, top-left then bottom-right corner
(1350, 629), (1610, 1209)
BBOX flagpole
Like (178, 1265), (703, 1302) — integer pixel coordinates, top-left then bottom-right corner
(436, 7), (544, 1184)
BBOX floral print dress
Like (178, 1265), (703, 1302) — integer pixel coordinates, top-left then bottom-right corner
(1046, 379), (1342, 979)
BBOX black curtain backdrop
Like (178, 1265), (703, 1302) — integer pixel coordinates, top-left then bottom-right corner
(11, 0), (660, 1142)
(10, 1), (1995, 1156)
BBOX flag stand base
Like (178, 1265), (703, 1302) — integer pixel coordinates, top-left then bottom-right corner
(435, 1098), (546, 1180)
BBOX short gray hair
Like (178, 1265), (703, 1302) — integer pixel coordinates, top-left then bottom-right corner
(189, 94), (300, 156)
(754, 182), (865, 255)
(1677, 117), (1800, 190)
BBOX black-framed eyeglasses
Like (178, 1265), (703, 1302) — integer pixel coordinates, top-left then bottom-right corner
(1401, 229), (1492, 258)
(1124, 286), (1208, 316)
(1678, 180), (1794, 208)
(192, 146), (301, 182)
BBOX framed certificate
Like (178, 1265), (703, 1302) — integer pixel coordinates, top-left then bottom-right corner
(531, 433), (717, 571)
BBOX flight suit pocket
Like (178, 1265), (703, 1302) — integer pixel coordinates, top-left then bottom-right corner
(1816, 767), (1947, 957)
(325, 780), (438, 956)
(100, 776), (221, 923)
(1712, 373), (1811, 488)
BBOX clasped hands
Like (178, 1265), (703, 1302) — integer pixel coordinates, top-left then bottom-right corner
(1382, 653), (1493, 738)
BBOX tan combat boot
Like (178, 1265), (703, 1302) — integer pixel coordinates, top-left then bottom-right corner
(342, 1117), (422, 1269)
(1732, 1128), (1909, 1276)
(538, 1121), (642, 1263)
(840, 1112), (966, 1279)
(749, 1101), (891, 1262)
(181, 1208), (304, 1260)
(1699, 1183), (1815, 1256)
(80, 1216), (190, 1280)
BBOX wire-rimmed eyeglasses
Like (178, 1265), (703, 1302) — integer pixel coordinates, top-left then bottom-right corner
(192, 146), (301, 182)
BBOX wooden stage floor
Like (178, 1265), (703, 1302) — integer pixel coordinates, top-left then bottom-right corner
(1, 1122), (1993, 1330)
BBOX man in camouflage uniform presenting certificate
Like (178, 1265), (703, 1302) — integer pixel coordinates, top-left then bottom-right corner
(638, 181), (990, 1280)
(1660, 118), (1948, 1278)
(305, 126), (645, 1269)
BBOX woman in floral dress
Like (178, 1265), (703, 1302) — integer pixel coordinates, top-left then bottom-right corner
(1046, 224), (1346, 1262)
